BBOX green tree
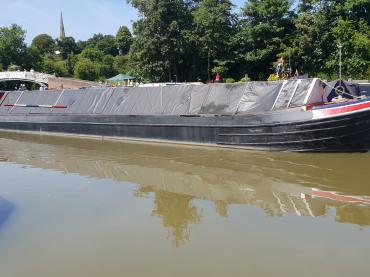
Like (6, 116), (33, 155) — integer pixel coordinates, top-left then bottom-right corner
(31, 34), (56, 55)
(84, 34), (119, 56)
(23, 46), (43, 71)
(327, 18), (370, 79)
(41, 54), (68, 77)
(291, 0), (370, 79)
(76, 48), (116, 79)
(192, 0), (236, 80)
(0, 24), (27, 70)
(113, 54), (142, 80)
(76, 40), (88, 52)
(79, 47), (105, 62)
(114, 55), (130, 73)
(290, 0), (337, 77)
(235, 0), (294, 80)
(100, 55), (117, 79)
(56, 37), (80, 59)
(74, 58), (100, 81)
(116, 26), (133, 55)
(128, 0), (194, 82)
(65, 53), (78, 75)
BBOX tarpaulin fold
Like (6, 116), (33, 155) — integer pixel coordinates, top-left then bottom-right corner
(1, 79), (324, 116)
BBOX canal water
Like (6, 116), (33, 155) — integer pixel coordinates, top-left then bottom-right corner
(0, 132), (369, 277)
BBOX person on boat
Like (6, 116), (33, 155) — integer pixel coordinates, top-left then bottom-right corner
(275, 57), (285, 79)
(215, 73), (221, 83)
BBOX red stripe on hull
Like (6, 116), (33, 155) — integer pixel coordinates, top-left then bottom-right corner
(2, 104), (67, 109)
(312, 189), (370, 204)
(52, 106), (67, 109)
(313, 101), (370, 119)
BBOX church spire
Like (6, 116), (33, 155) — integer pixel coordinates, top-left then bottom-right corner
(60, 12), (65, 40)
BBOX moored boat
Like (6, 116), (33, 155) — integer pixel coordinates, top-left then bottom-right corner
(0, 78), (369, 152)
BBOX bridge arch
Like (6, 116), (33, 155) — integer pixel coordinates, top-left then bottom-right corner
(0, 71), (52, 88)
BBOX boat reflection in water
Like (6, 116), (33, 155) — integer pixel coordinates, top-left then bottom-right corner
(0, 132), (369, 245)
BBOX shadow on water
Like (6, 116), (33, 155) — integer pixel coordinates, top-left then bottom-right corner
(0, 157), (15, 231)
(0, 132), (369, 245)
(0, 197), (15, 230)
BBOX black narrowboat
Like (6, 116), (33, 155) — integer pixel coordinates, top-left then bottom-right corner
(0, 78), (369, 152)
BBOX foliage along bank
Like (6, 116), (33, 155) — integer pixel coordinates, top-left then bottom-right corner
(0, 0), (369, 83)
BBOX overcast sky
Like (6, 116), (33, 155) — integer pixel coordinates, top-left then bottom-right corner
(0, 0), (245, 44)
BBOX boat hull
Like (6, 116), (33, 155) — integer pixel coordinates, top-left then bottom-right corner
(0, 107), (370, 152)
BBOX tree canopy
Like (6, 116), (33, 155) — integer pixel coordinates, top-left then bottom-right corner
(128, 0), (194, 82)
(0, 24), (27, 70)
(0, 0), (368, 81)
(116, 26), (133, 55)
(31, 34), (55, 55)
(192, 0), (236, 80)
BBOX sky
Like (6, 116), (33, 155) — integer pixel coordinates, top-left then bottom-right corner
(0, 0), (245, 44)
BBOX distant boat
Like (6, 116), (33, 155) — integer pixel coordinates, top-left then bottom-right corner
(0, 78), (370, 152)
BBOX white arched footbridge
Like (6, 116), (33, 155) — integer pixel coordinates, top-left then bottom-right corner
(0, 71), (53, 87)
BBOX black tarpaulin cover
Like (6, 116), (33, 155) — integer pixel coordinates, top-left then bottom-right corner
(0, 79), (322, 116)
(0, 91), (21, 114)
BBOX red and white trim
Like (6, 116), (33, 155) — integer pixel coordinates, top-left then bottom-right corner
(3, 104), (67, 108)
(311, 188), (370, 205)
(312, 99), (370, 120)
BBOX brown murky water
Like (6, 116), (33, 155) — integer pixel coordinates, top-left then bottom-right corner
(0, 131), (369, 277)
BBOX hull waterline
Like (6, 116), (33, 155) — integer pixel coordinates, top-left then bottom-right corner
(1, 80), (370, 152)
